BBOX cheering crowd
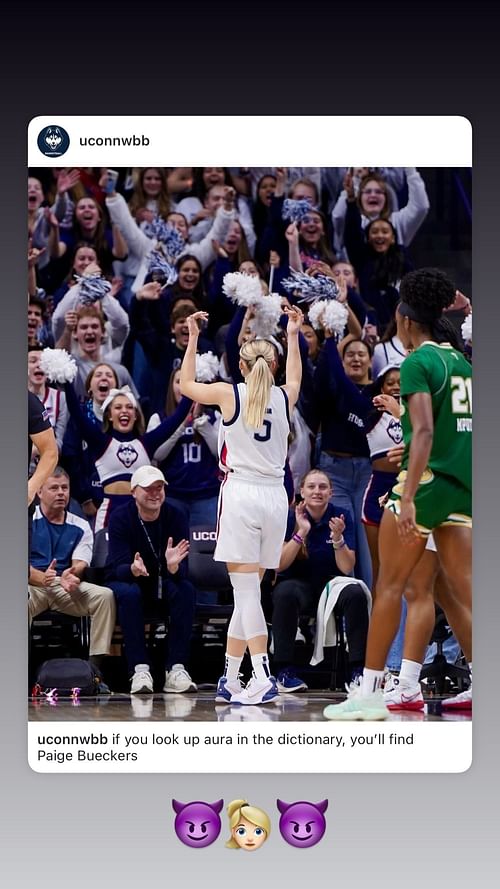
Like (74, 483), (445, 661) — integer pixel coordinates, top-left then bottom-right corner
(27, 165), (472, 714)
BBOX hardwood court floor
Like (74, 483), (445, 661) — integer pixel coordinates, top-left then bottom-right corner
(28, 689), (472, 722)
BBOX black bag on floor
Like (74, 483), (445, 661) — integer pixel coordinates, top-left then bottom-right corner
(34, 658), (102, 697)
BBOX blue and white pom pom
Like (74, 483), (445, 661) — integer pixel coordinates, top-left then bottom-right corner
(39, 348), (78, 384)
(143, 216), (171, 244)
(148, 250), (178, 285)
(461, 313), (472, 343)
(222, 271), (263, 307)
(281, 268), (339, 304)
(282, 198), (313, 224)
(162, 224), (185, 261)
(74, 274), (112, 305)
(195, 351), (220, 382)
(250, 293), (283, 339)
(308, 300), (348, 338)
(143, 216), (185, 261)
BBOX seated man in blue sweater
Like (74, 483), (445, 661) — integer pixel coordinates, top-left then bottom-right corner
(105, 465), (197, 695)
(29, 467), (116, 681)
(271, 469), (370, 692)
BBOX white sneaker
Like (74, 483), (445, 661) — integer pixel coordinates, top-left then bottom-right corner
(163, 664), (197, 694)
(323, 687), (389, 721)
(215, 675), (244, 703)
(130, 664), (153, 694)
(441, 686), (472, 711)
(383, 675), (424, 711)
(231, 674), (280, 705)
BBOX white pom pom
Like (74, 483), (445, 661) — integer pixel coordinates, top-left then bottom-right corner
(307, 300), (348, 337)
(195, 351), (220, 382)
(461, 313), (472, 343)
(322, 300), (349, 337)
(222, 272), (262, 307)
(250, 293), (283, 339)
(307, 301), (326, 330)
(39, 348), (78, 384)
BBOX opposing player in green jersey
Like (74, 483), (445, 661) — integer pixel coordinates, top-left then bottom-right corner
(325, 269), (472, 720)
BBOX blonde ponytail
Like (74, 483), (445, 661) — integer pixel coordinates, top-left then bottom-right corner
(239, 340), (275, 429)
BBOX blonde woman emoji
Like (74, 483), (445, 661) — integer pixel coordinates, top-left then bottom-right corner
(225, 800), (270, 851)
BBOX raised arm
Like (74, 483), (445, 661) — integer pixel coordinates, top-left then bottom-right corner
(188, 187), (237, 270)
(282, 306), (304, 410)
(392, 167), (430, 246)
(179, 312), (235, 417)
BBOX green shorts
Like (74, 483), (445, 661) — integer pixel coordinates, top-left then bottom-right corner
(386, 468), (472, 535)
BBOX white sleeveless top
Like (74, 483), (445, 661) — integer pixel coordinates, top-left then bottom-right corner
(95, 436), (151, 485)
(366, 411), (403, 460)
(218, 383), (290, 483)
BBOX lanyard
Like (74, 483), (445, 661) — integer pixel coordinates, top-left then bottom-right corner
(139, 517), (164, 600)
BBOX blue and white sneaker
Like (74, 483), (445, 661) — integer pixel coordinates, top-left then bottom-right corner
(215, 676), (243, 704)
(231, 674), (280, 705)
(277, 668), (308, 693)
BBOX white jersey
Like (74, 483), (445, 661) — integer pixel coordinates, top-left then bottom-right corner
(218, 383), (290, 483)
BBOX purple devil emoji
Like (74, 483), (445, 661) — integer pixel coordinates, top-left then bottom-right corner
(172, 799), (224, 848)
(277, 799), (328, 848)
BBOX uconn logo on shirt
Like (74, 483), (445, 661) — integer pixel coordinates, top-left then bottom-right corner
(37, 125), (70, 157)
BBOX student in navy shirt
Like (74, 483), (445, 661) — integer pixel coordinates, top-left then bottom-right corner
(146, 367), (221, 529)
(313, 335), (374, 589)
(271, 469), (369, 692)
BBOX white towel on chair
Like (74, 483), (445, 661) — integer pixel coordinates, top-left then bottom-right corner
(310, 577), (372, 666)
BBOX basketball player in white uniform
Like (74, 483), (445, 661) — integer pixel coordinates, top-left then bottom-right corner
(180, 307), (303, 704)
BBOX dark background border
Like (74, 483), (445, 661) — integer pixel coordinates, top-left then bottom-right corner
(1, 2), (497, 885)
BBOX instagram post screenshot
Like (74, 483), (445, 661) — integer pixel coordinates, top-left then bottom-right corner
(26, 116), (472, 773)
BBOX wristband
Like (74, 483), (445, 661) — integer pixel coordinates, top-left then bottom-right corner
(292, 533), (304, 545)
(332, 536), (346, 550)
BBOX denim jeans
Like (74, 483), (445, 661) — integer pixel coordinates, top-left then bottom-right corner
(167, 495), (219, 531)
(318, 452), (373, 590)
(424, 633), (461, 665)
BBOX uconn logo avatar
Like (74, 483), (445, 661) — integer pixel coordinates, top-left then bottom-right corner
(37, 125), (70, 158)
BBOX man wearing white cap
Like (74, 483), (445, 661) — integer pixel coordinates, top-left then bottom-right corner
(105, 465), (197, 694)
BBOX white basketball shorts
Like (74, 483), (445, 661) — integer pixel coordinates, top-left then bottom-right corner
(214, 475), (289, 569)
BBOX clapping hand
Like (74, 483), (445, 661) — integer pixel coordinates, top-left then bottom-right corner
(166, 537), (190, 574)
(329, 513), (345, 543)
(294, 501), (311, 538)
(131, 552), (149, 578)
